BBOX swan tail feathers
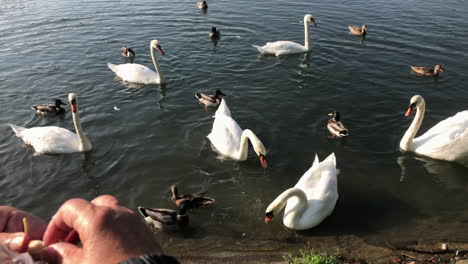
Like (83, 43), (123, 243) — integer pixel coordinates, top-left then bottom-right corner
(252, 45), (265, 53)
(322, 152), (337, 169)
(9, 124), (26, 136)
(107, 63), (118, 73)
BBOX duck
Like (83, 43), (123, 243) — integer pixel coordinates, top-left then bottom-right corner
(209, 27), (220, 39)
(348, 24), (367, 36)
(253, 14), (317, 56)
(121, 46), (135, 58)
(327, 111), (349, 138)
(108, 40), (166, 84)
(138, 206), (189, 230)
(207, 99), (268, 168)
(10, 93), (92, 154)
(170, 184), (215, 209)
(32, 99), (67, 116)
(195, 89), (225, 109)
(400, 95), (468, 163)
(197, 1), (208, 9)
(265, 153), (339, 230)
(410, 65), (443, 77)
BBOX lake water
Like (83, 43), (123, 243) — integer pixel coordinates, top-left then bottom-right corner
(1, 0), (468, 256)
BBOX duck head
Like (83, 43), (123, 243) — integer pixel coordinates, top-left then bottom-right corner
(55, 99), (67, 107)
(214, 89), (225, 98)
(328, 111), (341, 121)
(434, 65), (444, 73)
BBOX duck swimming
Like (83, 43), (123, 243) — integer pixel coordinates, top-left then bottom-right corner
(138, 206), (189, 230)
(327, 111), (349, 138)
(170, 184), (215, 209)
(348, 24), (367, 36)
(195, 89), (225, 109)
(197, 1), (208, 9)
(32, 99), (66, 116)
(410, 65), (443, 77)
(121, 46), (135, 58)
(209, 27), (220, 39)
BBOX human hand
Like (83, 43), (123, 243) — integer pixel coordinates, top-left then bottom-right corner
(43, 195), (162, 264)
(0, 206), (47, 252)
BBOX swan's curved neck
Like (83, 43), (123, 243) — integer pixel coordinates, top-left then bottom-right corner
(235, 129), (260, 160)
(150, 46), (165, 84)
(400, 101), (425, 151)
(268, 188), (308, 223)
(304, 19), (310, 50)
(72, 106), (92, 152)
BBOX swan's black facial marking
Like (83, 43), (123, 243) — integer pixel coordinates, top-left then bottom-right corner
(265, 212), (274, 223)
(71, 98), (77, 113)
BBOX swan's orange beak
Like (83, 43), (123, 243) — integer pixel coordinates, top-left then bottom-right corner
(312, 19), (317, 27)
(265, 213), (273, 224)
(259, 155), (268, 168)
(405, 106), (414, 117)
(71, 100), (77, 113)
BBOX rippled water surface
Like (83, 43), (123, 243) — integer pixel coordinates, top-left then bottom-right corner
(1, 0), (468, 254)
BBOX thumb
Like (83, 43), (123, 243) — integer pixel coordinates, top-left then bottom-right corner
(2, 232), (29, 252)
(43, 242), (83, 264)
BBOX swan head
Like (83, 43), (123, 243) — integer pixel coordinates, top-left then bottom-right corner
(150, 40), (165, 55)
(304, 14), (317, 27)
(405, 95), (424, 117)
(68, 93), (78, 113)
(252, 140), (268, 168)
(434, 65), (444, 72)
(265, 196), (285, 223)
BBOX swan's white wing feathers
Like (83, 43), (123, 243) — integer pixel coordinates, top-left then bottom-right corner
(10, 125), (80, 154)
(207, 115), (242, 158)
(413, 111), (468, 161)
(254, 41), (307, 56)
(108, 63), (159, 84)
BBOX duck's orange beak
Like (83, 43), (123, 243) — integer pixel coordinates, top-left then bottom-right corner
(259, 155), (268, 168)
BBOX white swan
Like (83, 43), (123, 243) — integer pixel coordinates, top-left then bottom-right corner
(400, 95), (468, 163)
(265, 153), (339, 230)
(108, 40), (165, 84)
(253, 14), (317, 56)
(207, 99), (268, 168)
(10, 93), (92, 154)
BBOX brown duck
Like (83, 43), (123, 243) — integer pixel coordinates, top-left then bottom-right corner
(195, 89), (225, 109)
(327, 111), (349, 138)
(32, 99), (66, 116)
(348, 24), (367, 36)
(410, 65), (443, 77)
(170, 184), (215, 209)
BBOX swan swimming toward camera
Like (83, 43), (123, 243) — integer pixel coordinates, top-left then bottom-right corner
(108, 40), (165, 84)
(252, 14), (317, 56)
(400, 95), (468, 163)
(10, 93), (92, 154)
(265, 153), (339, 230)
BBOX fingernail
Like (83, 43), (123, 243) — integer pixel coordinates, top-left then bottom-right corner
(42, 247), (59, 263)
(5, 234), (28, 252)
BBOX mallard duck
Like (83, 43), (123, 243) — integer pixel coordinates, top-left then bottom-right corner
(32, 99), (66, 116)
(265, 153), (339, 230)
(410, 65), (443, 77)
(348, 24), (367, 36)
(138, 206), (189, 230)
(327, 111), (349, 138)
(170, 184), (215, 209)
(209, 27), (220, 39)
(195, 89), (225, 109)
(121, 46), (135, 58)
(197, 1), (208, 9)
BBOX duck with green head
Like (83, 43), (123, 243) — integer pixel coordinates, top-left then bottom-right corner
(327, 111), (349, 138)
